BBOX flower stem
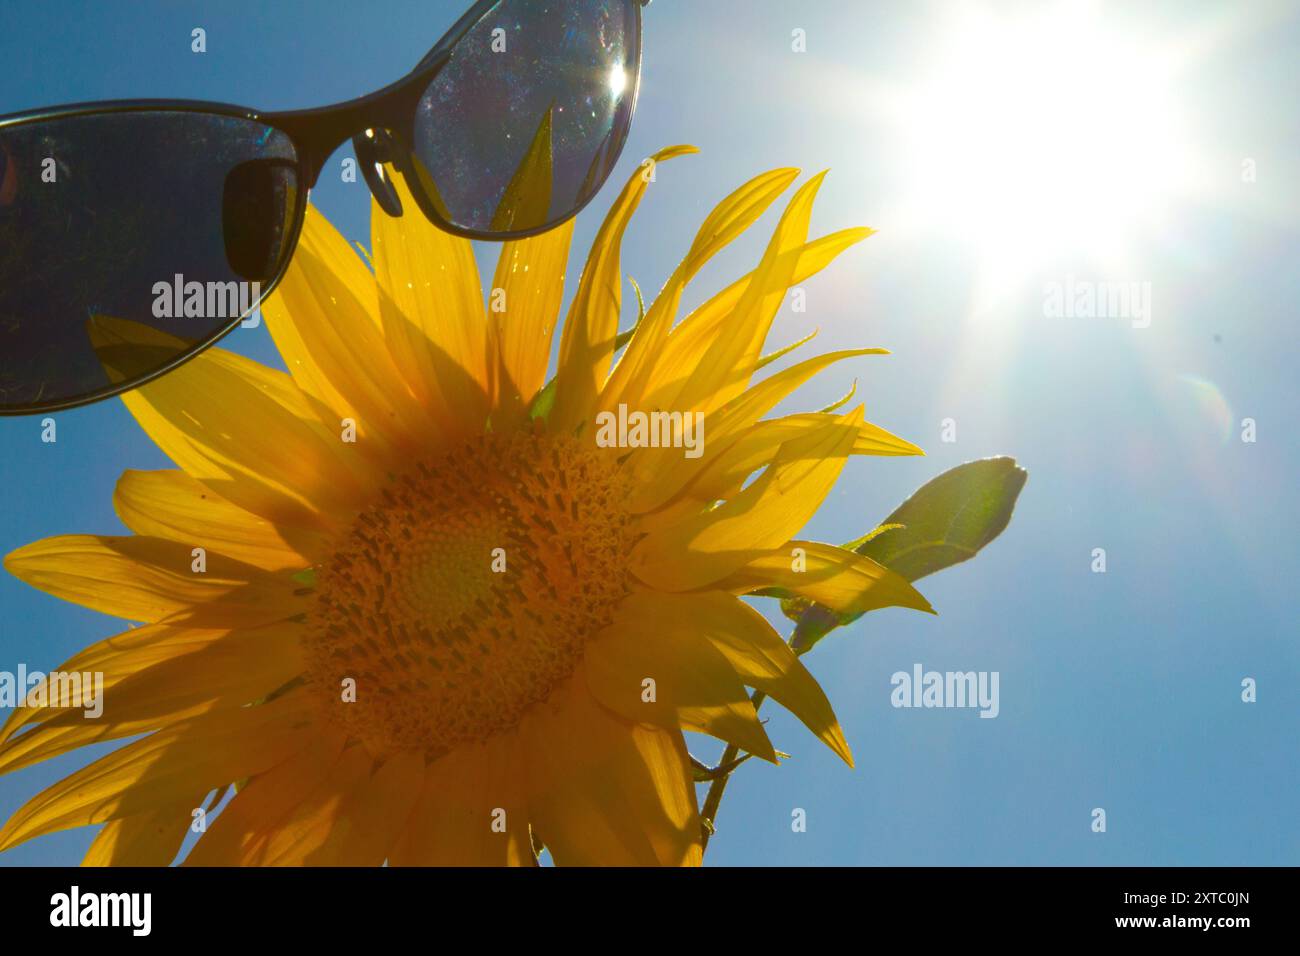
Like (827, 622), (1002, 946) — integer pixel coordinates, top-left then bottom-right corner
(700, 628), (816, 854)
(700, 688), (768, 852)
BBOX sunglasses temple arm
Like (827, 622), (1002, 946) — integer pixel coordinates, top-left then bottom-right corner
(411, 32), (458, 74)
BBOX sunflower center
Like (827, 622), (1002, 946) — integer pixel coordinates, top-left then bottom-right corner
(304, 429), (635, 758)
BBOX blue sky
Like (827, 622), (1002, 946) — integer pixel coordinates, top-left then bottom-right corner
(0, 0), (1296, 866)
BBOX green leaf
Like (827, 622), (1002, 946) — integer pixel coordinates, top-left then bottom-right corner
(840, 521), (904, 555)
(815, 378), (858, 414)
(789, 457), (1027, 650)
(527, 377), (557, 421)
(756, 327), (819, 370)
(627, 275), (647, 330)
(850, 456), (1027, 581)
(690, 752), (754, 782)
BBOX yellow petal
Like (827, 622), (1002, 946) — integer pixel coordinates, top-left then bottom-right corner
(654, 590), (852, 766)
(550, 145), (698, 432)
(184, 730), (347, 866)
(372, 175), (489, 436)
(584, 606), (777, 762)
(490, 106), (554, 232)
(0, 622), (220, 745)
(598, 589), (849, 764)
(520, 676), (701, 866)
(118, 333), (378, 531)
(0, 692), (315, 852)
(488, 219), (574, 414)
(87, 314), (203, 388)
(722, 539), (935, 616)
(115, 469), (322, 570)
(0, 724), (127, 780)
(666, 173), (825, 416)
(599, 167), (799, 414)
(262, 205), (435, 458)
(632, 409), (862, 591)
(306, 750), (424, 865)
(60, 622), (302, 729)
(0, 622), (304, 775)
(642, 227), (873, 410)
(83, 795), (207, 866)
(628, 348), (887, 513)
(389, 734), (531, 866)
(246, 745), (377, 866)
(4, 535), (302, 626)
(667, 412), (923, 510)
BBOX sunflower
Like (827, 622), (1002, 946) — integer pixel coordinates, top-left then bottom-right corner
(0, 146), (932, 866)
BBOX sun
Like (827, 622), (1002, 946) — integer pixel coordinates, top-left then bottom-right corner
(891, 1), (1202, 306)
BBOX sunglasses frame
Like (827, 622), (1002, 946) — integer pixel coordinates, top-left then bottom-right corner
(0, 0), (645, 415)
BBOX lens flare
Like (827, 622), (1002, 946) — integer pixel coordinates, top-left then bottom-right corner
(1177, 374), (1233, 444)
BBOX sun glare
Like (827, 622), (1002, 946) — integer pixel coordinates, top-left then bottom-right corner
(895, 2), (1200, 303)
(608, 64), (628, 98)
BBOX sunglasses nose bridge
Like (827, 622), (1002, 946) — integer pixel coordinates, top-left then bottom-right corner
(352, 129), (404, 218)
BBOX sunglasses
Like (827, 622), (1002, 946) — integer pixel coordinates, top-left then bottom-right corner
(0, 0), (646, 415)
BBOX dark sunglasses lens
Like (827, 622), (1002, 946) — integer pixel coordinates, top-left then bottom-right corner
(411, 0), (639, 234)
(0, 111), (298, 412)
